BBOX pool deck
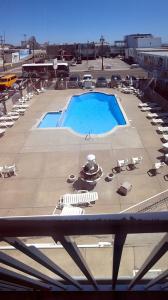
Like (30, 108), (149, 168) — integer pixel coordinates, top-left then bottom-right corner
(0, 87), (167, 217)
(0, 87), (167, 279)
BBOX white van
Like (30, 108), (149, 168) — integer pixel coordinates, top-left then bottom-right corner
(82, 74), (93, 81)
(82, 74), (94, 88)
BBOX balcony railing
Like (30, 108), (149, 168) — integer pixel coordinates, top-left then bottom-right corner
(0, 212), (167, 293)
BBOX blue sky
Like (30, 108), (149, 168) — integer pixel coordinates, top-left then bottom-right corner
(0, 0), (168, 45)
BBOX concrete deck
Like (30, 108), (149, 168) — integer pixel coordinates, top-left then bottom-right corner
(0, 86), (168, 280)
(0, 87), (167, 217)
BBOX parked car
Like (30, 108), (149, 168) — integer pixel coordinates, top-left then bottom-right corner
(96, 76), (108, 87)
(68, 75), (81, 88)
(70, 60), (77, 66)
(110, 74), (122, 87)
(82, 74), (93, 81)
(82, 74), (94, 88)
(76, 57), (82, 64)
(130, 64), (139, 69)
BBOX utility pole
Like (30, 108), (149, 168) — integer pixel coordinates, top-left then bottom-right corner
(24, 34), (27, 46)
(0, 34), (5, 71)
(87, 41), (89, 65)
(100, 35), (105, 71)
(32, 38), (35, 63)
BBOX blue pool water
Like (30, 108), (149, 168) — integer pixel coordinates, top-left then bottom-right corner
(38, 112), (61, 128)
(38, 92), (126, 134)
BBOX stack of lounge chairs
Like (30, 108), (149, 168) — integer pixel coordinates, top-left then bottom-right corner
(0, 93), (34, 132)
(56, 192), (98, 210)
(52, 191), (99, 216)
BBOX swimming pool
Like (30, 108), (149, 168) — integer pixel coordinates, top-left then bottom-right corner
(38, 92), (127, 134)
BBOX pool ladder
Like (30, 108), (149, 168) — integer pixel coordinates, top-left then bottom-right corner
(85, 132), (92, 140)
(57, 110), (66, 127)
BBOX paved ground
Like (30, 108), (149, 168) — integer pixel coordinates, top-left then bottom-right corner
(70, 57), (148, 79)
(0, 84), (167, 280)
(70, 57), (130, 72)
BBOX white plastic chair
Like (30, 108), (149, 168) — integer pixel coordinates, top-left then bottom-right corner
(153, 162), (165, 174)
(117, 159), (128, 171)
(2, 164), (17, 178)
(131, 157), (143, 168)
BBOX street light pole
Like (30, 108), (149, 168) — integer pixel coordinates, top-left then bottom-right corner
(100, 35), (105, 71)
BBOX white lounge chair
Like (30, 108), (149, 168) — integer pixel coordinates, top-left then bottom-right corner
(138, 102), (157, 108)
(41, 87), (46, 92)
(12, 108), (26, 115)
(0, 121), (15, 128)
(60, 206), (85, 216)
(0, 115), (19, 121)
(28, 92), (33, 98)
(162, 134), (168, 141)
(57, 192), (98, 209)
(120, 88), (132, 94)
(151, 118), (168, 125)
(162, 142), (168, 149)
(141, 106), (162, 112)
(7, 111), (20, 116)
(117, 159), (129, 171)
(147, 112), (168, 119)
(13, 104), (29, 109)
(0, 129), (5, 136)
(18, 99), (28, 104)
(158, 126), (168, 133)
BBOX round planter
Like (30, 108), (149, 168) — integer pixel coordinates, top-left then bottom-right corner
(67, 174), (76, 183)
(106, 173), (114, 181)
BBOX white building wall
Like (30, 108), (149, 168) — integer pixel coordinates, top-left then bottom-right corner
(137, 37), (161, 48)
(125, 35), (161, 48)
